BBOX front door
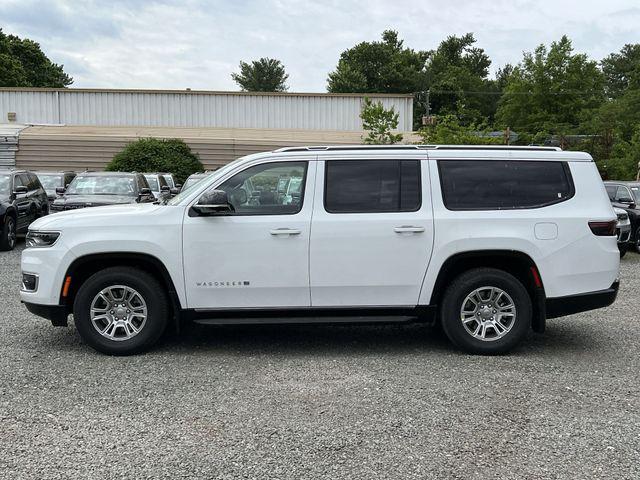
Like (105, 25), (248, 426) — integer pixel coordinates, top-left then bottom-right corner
(309, 158), (434, 307)
(183, 159), (315, 309)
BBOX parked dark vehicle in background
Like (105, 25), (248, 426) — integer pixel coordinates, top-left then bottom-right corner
(50, 172), (155, 212)
(34, 171), (76, 204)
(143, 173), (173, 199)
(605, 181), (640, 252)
(0, 169), (49, 250)
(160, 173), (181, 192)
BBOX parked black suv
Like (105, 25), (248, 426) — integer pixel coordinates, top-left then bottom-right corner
(0, 169), (49, 250)
(50, 172), (156, 212)
(604, 181), (640, 251)
(34, 171), (76, 204)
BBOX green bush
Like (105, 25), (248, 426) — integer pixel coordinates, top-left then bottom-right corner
(360, 97), (403, 145)
(106, 138), (203, 184)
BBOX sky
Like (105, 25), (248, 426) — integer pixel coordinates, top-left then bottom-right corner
(2, 0), (639, 92)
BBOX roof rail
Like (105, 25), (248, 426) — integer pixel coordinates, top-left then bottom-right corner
(273, 145), (562, 153)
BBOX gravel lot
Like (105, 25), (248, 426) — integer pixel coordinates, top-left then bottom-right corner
(1, 243), (639, 479)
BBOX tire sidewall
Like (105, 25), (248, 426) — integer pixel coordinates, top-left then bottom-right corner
(0, 215), (15, 251)
(441, 269), (532, 354)
(73, 269), (168, 355)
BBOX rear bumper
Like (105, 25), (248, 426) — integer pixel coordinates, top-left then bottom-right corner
(546, 281), (619, 319)
(23, 302), (69, 326)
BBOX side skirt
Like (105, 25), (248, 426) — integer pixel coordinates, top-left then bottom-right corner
(181, 306), (436, 326)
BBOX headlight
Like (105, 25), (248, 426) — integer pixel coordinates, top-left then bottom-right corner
(25, 231), (60, 248)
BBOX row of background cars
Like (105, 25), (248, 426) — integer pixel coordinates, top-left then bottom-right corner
(605, 181), (640, 257)
(0, 169), (213, 251)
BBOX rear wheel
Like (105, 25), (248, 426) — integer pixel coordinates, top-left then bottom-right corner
(0, 215), (17, 251)
(440, 268), (531, 354)
(73, 267), (169, 355)
(635, 228), (640, 253)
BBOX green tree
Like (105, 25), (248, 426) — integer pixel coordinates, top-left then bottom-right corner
(426, 33), (497, 123)
(601, 44), (640, 98)
(327, 30), (428, 94)
(417, 115), (501, 145)
(107, 138), (203, 184)
(496, 36), (604, 134)
(360, 97), (403, 144)
(0, 28), (72, 87)
(231, 57), (289, 92)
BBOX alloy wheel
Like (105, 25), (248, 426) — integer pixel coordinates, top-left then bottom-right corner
(460, 286), (517, 341)
(90, 285), (148, 341)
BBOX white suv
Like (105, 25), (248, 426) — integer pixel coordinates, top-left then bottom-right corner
(20, 145), (620, 355)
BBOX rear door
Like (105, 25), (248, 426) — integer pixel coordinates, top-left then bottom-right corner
(309, 156), (434, 307)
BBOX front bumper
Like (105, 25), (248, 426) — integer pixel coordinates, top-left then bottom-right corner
(616, 224), (631, 244)
(23, 302), (69, 326)
(546, 280), (619, 319)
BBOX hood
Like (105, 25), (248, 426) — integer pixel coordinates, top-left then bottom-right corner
(31, 202), (163, 230)
(53, 194), (137, 207)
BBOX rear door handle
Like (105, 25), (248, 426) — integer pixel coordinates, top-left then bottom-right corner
(270, 228), (302, 236)
(394, 226), (425, 234)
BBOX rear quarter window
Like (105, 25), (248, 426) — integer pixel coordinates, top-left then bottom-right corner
(438, 160), (574, 210)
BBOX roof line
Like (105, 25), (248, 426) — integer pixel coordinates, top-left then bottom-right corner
(0, 87), (414, 99)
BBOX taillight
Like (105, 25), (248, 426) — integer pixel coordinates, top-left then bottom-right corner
(588, 220), (617, 236)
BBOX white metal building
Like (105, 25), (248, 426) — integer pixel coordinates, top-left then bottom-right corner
(0, 88), (415, 170)
(0, 88), (414, 131)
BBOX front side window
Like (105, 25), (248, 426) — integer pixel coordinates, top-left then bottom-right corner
(438, 160), (574, 210)
(144, 175), (160, 191)
(615, 186), (633, 202)
(324, 160), (421, 213)
(217, 161), (307, 215)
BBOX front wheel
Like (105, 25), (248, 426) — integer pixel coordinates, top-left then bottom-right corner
(440, 268), (532, 355)
(73, 267), (169, 355)
(635, 227), (640, 253)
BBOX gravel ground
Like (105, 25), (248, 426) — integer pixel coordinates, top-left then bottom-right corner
(1, 242), (639, 480)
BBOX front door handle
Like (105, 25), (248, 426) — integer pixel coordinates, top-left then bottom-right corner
(394, 226), (425, 234)
(270, 228), (302, 236)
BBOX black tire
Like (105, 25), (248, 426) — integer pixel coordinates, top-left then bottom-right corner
(619, 245), (627, 258)
(635, 227), (640, 253)
(0, 215), (17, 251)
(440, 268), (532, 355)
(73, 267), (169, 355)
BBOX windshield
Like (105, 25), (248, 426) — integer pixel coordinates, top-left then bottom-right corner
(0, 175), (10, 196)
(144, 175), (159, 191)
(66, 175), (137, 196)
(37, 174), (62, 190)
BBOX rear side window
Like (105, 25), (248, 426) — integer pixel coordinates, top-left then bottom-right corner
(324, 160), (421, 213)
(605, 185), (617, 201)
(438, 160), (574, 210)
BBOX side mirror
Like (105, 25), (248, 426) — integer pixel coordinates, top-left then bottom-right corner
(191, 190), (234, 216)
(618, 196), (634, 204)
(14, 185), (28, 195)
(170, 187), (180, 195)
(56, 186), (66, 195)
(160, 185), (171, 192)
(139, 187), (152, 196)
(175, 184), (182, 189)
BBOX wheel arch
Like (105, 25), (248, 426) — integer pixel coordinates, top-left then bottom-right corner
(428, 250), (546, 333)
(61, 252), (182, 326)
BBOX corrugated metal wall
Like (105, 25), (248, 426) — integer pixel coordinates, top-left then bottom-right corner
(15, 125), (424, 171)
(0, 88), (414, 131)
